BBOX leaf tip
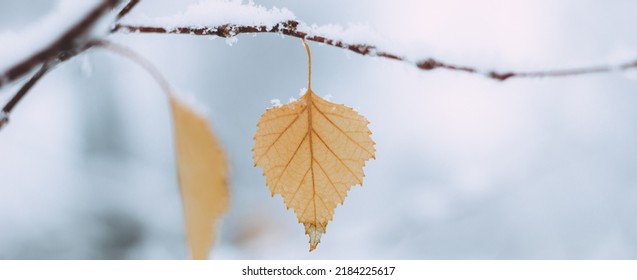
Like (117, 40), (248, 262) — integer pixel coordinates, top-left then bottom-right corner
(304, 223), (325, 252)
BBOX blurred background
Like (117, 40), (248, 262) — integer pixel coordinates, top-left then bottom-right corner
(1, 0), (637, 259)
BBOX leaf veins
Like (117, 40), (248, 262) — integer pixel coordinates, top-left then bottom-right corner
(253, 87), (375, 251)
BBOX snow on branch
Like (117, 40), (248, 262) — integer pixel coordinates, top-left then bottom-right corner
(114, 19), (637, 81)
(111, 0), (637, 81)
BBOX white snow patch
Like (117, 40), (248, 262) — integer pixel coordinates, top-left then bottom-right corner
(225, 36), (239, 46)
(0, 0), (101, 76)
(122, 0), (296, 29)
(298, 87), (307, 96)
(608, 45), (637, 81)
(118, 0), (439, 68)
(297, 22), (433, 65)
(269, 98), (281, 107)
(623, 68), (637, 82)
(80, 54), (93, 77)
(300, 23), (381, 46)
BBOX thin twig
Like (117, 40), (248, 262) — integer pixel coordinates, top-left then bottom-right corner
(0, 62), (53, 130)
(114, 20), (637, 81)
(116, 0), (140, 21)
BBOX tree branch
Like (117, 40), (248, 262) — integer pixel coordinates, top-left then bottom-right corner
(113, 20), (637, 81)
(0, 0), (123, 89)
(0, 63), (52, 130)
(0, 0), (143, 131)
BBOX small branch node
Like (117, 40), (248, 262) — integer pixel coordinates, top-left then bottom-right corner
(417, 59), (442, 70)
(0, 111), (9, 130)
(217, 25), (233, 38)
(489, 72), (515, 81)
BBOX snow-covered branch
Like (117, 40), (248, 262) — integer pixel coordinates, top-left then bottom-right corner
(3, 0), (637, 90)
(114, 20), (637, 81)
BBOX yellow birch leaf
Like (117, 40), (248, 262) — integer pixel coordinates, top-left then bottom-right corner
(253, 40), (375, 251)
(170, 96), (229, 259)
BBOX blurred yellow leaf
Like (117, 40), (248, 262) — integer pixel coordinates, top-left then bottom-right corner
(253, 88), (375, 251)
(170, 96), (229, 259)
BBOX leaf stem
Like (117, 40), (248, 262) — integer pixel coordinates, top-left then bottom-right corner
(89, 40), (173, 96)
(302, 39), (312, 90)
